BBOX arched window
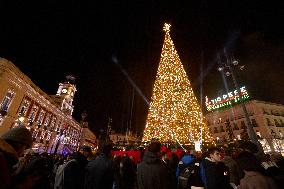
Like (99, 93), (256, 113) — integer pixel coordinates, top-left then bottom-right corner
(0, 89), (15, 111)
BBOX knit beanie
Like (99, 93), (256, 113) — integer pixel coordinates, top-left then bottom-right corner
(1, 126), (33, 148)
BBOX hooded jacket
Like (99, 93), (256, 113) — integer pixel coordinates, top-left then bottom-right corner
(137, 151), (172, 189)
(0, 138), (19, 189)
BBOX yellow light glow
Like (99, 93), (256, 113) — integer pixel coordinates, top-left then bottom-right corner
(18, 116), (25, 122)
(142, 23), (214, 145)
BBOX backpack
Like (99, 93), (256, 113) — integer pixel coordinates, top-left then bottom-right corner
(54, 160), (76, 189)
(178, 162), (204, 189)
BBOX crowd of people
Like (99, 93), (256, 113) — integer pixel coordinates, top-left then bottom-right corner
(1, 126), (284, 189)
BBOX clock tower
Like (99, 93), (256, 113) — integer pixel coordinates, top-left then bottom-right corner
(53, 75), (77, 116)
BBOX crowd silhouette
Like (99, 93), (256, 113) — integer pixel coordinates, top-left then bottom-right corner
(1, 127), (284, 189)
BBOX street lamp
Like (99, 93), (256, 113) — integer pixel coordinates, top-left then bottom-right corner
(217, 49), (264, 155)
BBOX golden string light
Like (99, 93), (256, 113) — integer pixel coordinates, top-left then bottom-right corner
(142, 23), (214, 145)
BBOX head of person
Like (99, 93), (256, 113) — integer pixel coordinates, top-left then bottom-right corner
(148, 140), (161, 155)
(236, 151), (262, 173)
(207, 147), (221, 163)
(98, 141), (113, 157)
(71, 152), (88, 167)
(1, 126), (33, 157)
(80, 146), (93, 158)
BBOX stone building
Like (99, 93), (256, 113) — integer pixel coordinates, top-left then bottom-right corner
(0, 58), (85, 154)
(205, 99), (284, 153)
(78, 112), (97, 150)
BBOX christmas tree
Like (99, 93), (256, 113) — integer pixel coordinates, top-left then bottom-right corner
(142, 23), (214, 144)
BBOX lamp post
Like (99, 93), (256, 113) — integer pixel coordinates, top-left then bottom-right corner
(217, 49), (264, 155)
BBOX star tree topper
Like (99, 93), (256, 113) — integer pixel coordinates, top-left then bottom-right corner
(163, 23), (171, 33)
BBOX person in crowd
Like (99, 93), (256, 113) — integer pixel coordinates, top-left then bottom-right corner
(112, 155), (122, 189)
(119, 156), (137, 189)
(260, 153), (284, 188)
(270, 153), (284, 172)
(238, 141), (264, 161)
(13, 148), (35, 176)
(236, 151), (278, 189)
(80, 146), (96, 161)
(177, 152), (204, 189)
(168, 153), (179, 187)
(137, 140), (172, 189)
(201, 147), (232, 189)
(0, 126), (33, 189)
(60, 152), (88, 189)
(176, 152), (195, 177)
(222, 148), (242, 186)
(85, 142), (114, 189)
(13, 154), (53, 189)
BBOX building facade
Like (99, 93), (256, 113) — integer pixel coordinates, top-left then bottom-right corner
(79, 122), (97, 150)
(109, 131), (138, 146)
(205, 100), (284, 153)
(0, 58), (83, 154)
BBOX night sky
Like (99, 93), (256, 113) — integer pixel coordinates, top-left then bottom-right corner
(0, 0), (283, 136)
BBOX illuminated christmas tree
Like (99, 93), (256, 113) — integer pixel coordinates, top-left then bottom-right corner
(142, 23), (214, 145)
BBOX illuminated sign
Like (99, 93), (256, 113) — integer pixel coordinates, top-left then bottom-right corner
(205, 86), (250, 111)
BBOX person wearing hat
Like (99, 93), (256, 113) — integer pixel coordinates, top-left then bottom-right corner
(0, 126), (33, 189)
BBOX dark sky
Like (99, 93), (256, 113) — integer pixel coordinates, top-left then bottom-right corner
(0, 0), (283, 136)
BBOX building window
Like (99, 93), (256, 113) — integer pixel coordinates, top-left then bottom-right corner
(18, 99), (31, 117)
(240, 121), (246, 129)
(266, 118), (272, 126)
(280, 119), (284, 127)
(49, 116), (57, 130)
(263, 108), (270, 115)
(256, 131), (261, 138)
(28, 104), (39, 124)
(271, 110), (280, 116)
(251, 119), (258, 127)
(55, 121), (61, 132)
(274, 119), (280, 127)
(0, 89), (15, 112)
(43, 113), (51, 128)
(237, 134), (241, 140)
(233, 123), (239, 130)
(36, 109), (46, 127)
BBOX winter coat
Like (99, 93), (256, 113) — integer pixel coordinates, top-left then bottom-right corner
(202, 158), (232, 189)
(84, 154), (114, 189)
(137, 151), (172, 189)
(63, 160), (86, 189)
(239, 171), (278, 189)
(222, 156), (242, 185)
(0, 138), (18, 189)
